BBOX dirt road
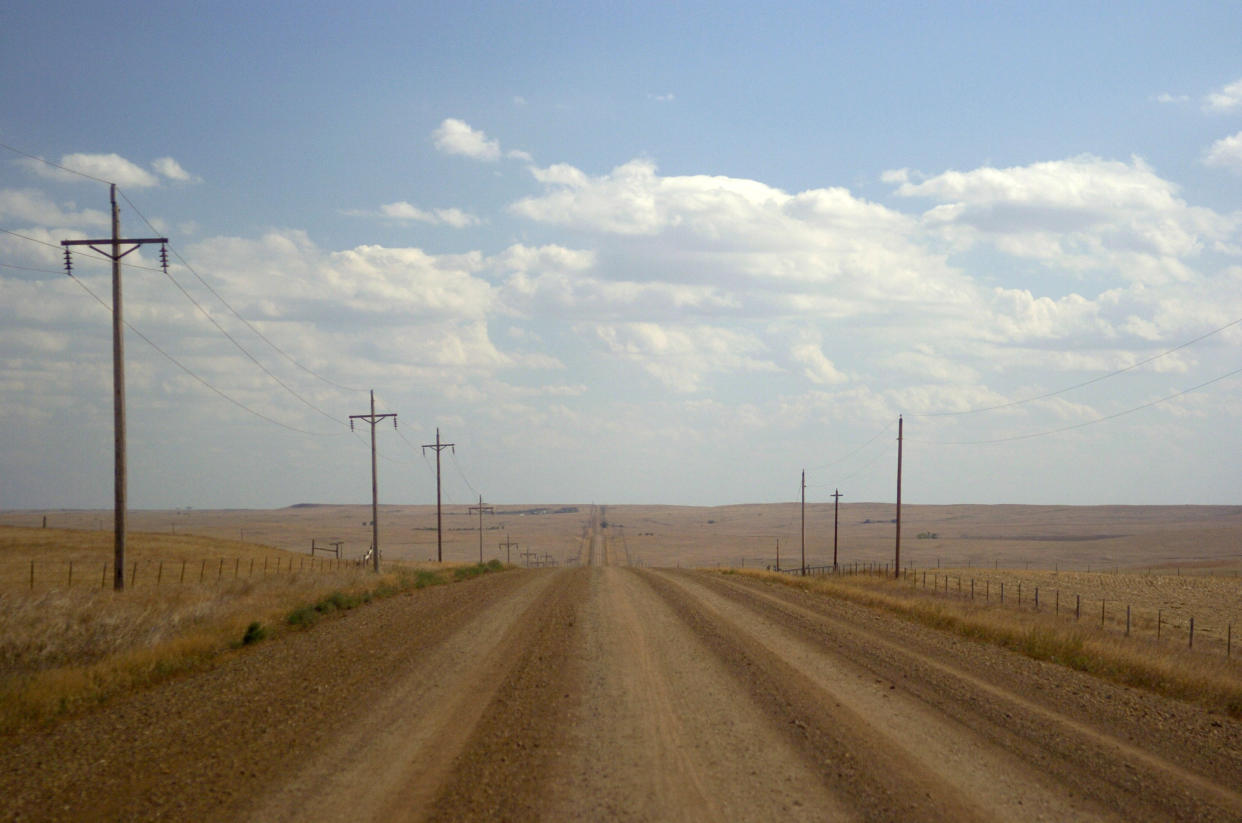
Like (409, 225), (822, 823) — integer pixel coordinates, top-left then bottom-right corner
(4, 554), (1242, 820)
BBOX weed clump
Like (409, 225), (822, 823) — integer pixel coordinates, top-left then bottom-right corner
(241, 621), (267, 645)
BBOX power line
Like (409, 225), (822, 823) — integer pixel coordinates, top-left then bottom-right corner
(916, 364), (1242, 445)
(912, 316), (1242, 418)
(0, 141), (113, 185)
(806, 420), (896, 474)
(152, 254), (347, 427)
(64, 269), (343, 436)
(117, 190), (365, 393)
(0, 260), (63, 275)
(1, 226), (63, 249)
(450, 450), (480, 498)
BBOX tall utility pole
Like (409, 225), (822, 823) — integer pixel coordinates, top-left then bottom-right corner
(499, 534), (518, 565)
(422, 428), (454, 562)
(61, 184), (167, 591)
(468, 495), (494, 563)
(895, 415), (903, 579)
(350, 390), (396, 573)
(832, 489), (843, 569)
(800, 469), (807, 576)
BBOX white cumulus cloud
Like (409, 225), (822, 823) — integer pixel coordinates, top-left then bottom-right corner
(432, 118), (502, 161)
(1204, 132), (1242, 172)
(894, 155), (1239, 283)
(1205, 77), (1242, 112)
(152, 157), (201, 183)
(23, 152), (161, 187)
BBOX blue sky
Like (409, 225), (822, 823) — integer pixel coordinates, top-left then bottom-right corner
(3, 1), (1242, 510)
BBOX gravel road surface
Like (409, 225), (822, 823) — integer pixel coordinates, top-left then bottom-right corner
(4, 555), (1241, 821)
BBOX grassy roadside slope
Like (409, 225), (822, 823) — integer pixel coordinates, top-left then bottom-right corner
(0, 526), (505, 734)
(724, 568), (1242, 718)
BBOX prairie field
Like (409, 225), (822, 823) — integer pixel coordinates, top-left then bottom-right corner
(6, 500), (1242, 572)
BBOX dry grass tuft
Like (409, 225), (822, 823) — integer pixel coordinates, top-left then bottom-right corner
(727, 568), (1242, 718)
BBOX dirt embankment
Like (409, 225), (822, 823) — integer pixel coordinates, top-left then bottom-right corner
(4, 566), (1242, 821)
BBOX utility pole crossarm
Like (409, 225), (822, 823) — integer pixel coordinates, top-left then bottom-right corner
(831, 489), (843, 570)
(469, 494), (494, 564)
(350, 390), (397, 573)
(59, 184), (170, 591)
(499, 534), (518, 565)
(422, 428), (456, 563)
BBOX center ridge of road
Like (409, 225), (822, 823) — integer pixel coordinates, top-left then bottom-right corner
(4, 519), (1241, 822)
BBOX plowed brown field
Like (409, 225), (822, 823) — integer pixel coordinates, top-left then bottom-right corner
(4, 515), (1242, 821)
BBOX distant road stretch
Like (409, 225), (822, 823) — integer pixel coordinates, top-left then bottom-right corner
(5, 562), (1242, 821)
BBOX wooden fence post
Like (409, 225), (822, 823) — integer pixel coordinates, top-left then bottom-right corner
(1189, 617), (1195, 649)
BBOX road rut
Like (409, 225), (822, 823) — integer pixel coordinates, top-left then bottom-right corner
(3, 565), (1241, 821)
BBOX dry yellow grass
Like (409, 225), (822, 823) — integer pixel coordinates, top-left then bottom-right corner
(729, 568), (1242, 718)
(0, 526), (454, 734)
(910, 566), (1242, 655)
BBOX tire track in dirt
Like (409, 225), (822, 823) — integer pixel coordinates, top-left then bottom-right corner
(665, 570), (1242, 822)
(0, 570), (554, 822)
(244, 569), (566, 822)
(7, 564), (1241, 822)
(546, 567), (852, 822)
(636, 570), (991, 821)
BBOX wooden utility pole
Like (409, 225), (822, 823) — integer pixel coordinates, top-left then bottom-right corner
(468, 495), (494, 563)
(895, 415), (903, 579)
(499, 534), (518, 565)
(61, 184), (166, 591)
(800, 469), (807, 576)
(349, 390), (396, 572)
(775, 538), (780, 572)
(832, 488), (843, 569)
(422, 428), (455, 562)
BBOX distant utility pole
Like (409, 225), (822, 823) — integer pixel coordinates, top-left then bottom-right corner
(61, 184), (167, 592)
(350, 390), (396, 573)
(895, 415), (903, 579)
(775, 538), (780, 572)
(468, 495), (494, 563)
(499, 534), (518, 565)
(800, 469), (807, 576)
(832, 488), (843, 569)
(422, 428), (454, 562)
